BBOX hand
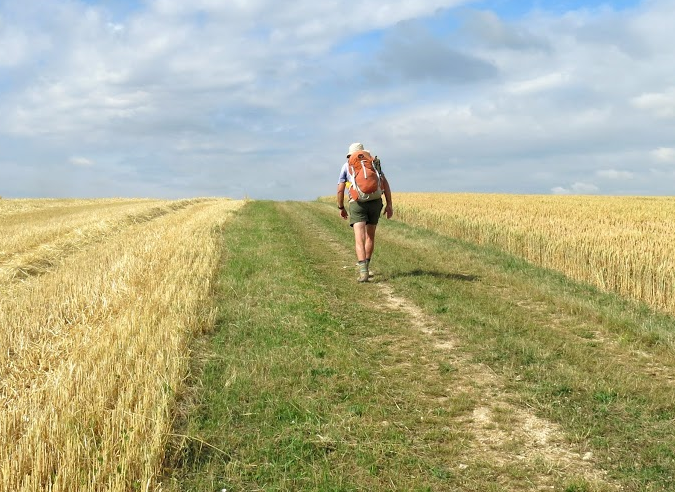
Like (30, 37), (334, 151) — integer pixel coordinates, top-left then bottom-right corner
(340, 208), (348, 219)
(384, 204), (393, 219)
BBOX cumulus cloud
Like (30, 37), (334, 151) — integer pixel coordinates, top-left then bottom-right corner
(0, 24), (29, 67)
(506, 72), (571, 95)
(596, 169), (634, 180)
(1, 0), (675, 199)
(376, 21), (499, 84)
(551, 182), (600, 195)
(632, 88), (675, 118)
(651, 147), (675, 163)
(69, 156), (94, 167)
(463, 10), (551, 51)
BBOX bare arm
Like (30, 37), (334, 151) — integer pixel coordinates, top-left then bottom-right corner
(336, 182), (348, 219)
(382, 176), (393, 219)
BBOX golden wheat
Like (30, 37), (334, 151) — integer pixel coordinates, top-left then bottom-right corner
(0, 199), (128, 217)
(392, 193), (675, 316)
(0, 199), (178, 281)
(0, 198), (244, 491)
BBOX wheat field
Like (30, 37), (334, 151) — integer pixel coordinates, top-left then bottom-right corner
(0, 198), (244, 491)
(393, 193), (675, 316)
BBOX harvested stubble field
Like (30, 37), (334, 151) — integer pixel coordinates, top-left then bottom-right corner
(393, 193), (675, 317)
(3, 196), (675, 492)
(1, 198), (244, 491)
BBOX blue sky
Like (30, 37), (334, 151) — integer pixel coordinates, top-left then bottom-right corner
(1, 0), (674, 200)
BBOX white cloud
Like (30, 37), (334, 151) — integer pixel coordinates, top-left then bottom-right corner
(463, 10), (551, 52)
(571, 182), (600, 194)
(651, 147), (675, 163)
(106, 22), (125, 35)
(69, 156), (94, 167)
(2, 0), (675, 199)
(150, 0), (471, 41)
(0, 14), (51, 68)
(596, 169), (634, 180)
(551, 186), (570, 195)
(551, 182), (600, 195)
(506, 72), (571, 94)
(0, 25), (28, 67)
(631, 88), (675, 118)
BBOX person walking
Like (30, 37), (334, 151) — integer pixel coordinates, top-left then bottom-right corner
(337, 142), (393, 282)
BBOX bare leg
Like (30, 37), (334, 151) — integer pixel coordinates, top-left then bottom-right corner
(365, 224), (377, 260)
(353, 222), (368, 261)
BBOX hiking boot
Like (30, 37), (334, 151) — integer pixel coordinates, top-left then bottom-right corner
(366, 259), (374, 278)
(358, 261), (369, 282)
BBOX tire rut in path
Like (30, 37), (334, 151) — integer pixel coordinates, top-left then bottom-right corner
(376, 283), (618, 490)
(280, 202), (620, 491)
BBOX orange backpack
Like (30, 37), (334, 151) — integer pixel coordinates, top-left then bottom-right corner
(348, 150), (383, 202)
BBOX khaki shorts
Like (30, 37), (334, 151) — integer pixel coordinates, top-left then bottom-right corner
(349, 199), (383, 226)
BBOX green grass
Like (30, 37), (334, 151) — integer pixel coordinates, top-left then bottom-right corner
(164, 200), (675, 491)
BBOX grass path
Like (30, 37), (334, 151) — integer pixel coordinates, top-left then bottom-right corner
(165, 201), (675, 491)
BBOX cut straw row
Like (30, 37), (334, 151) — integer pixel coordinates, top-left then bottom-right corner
(1, 198), (244, 491)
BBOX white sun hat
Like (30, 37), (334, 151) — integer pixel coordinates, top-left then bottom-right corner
(347, 142), (364, 157)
